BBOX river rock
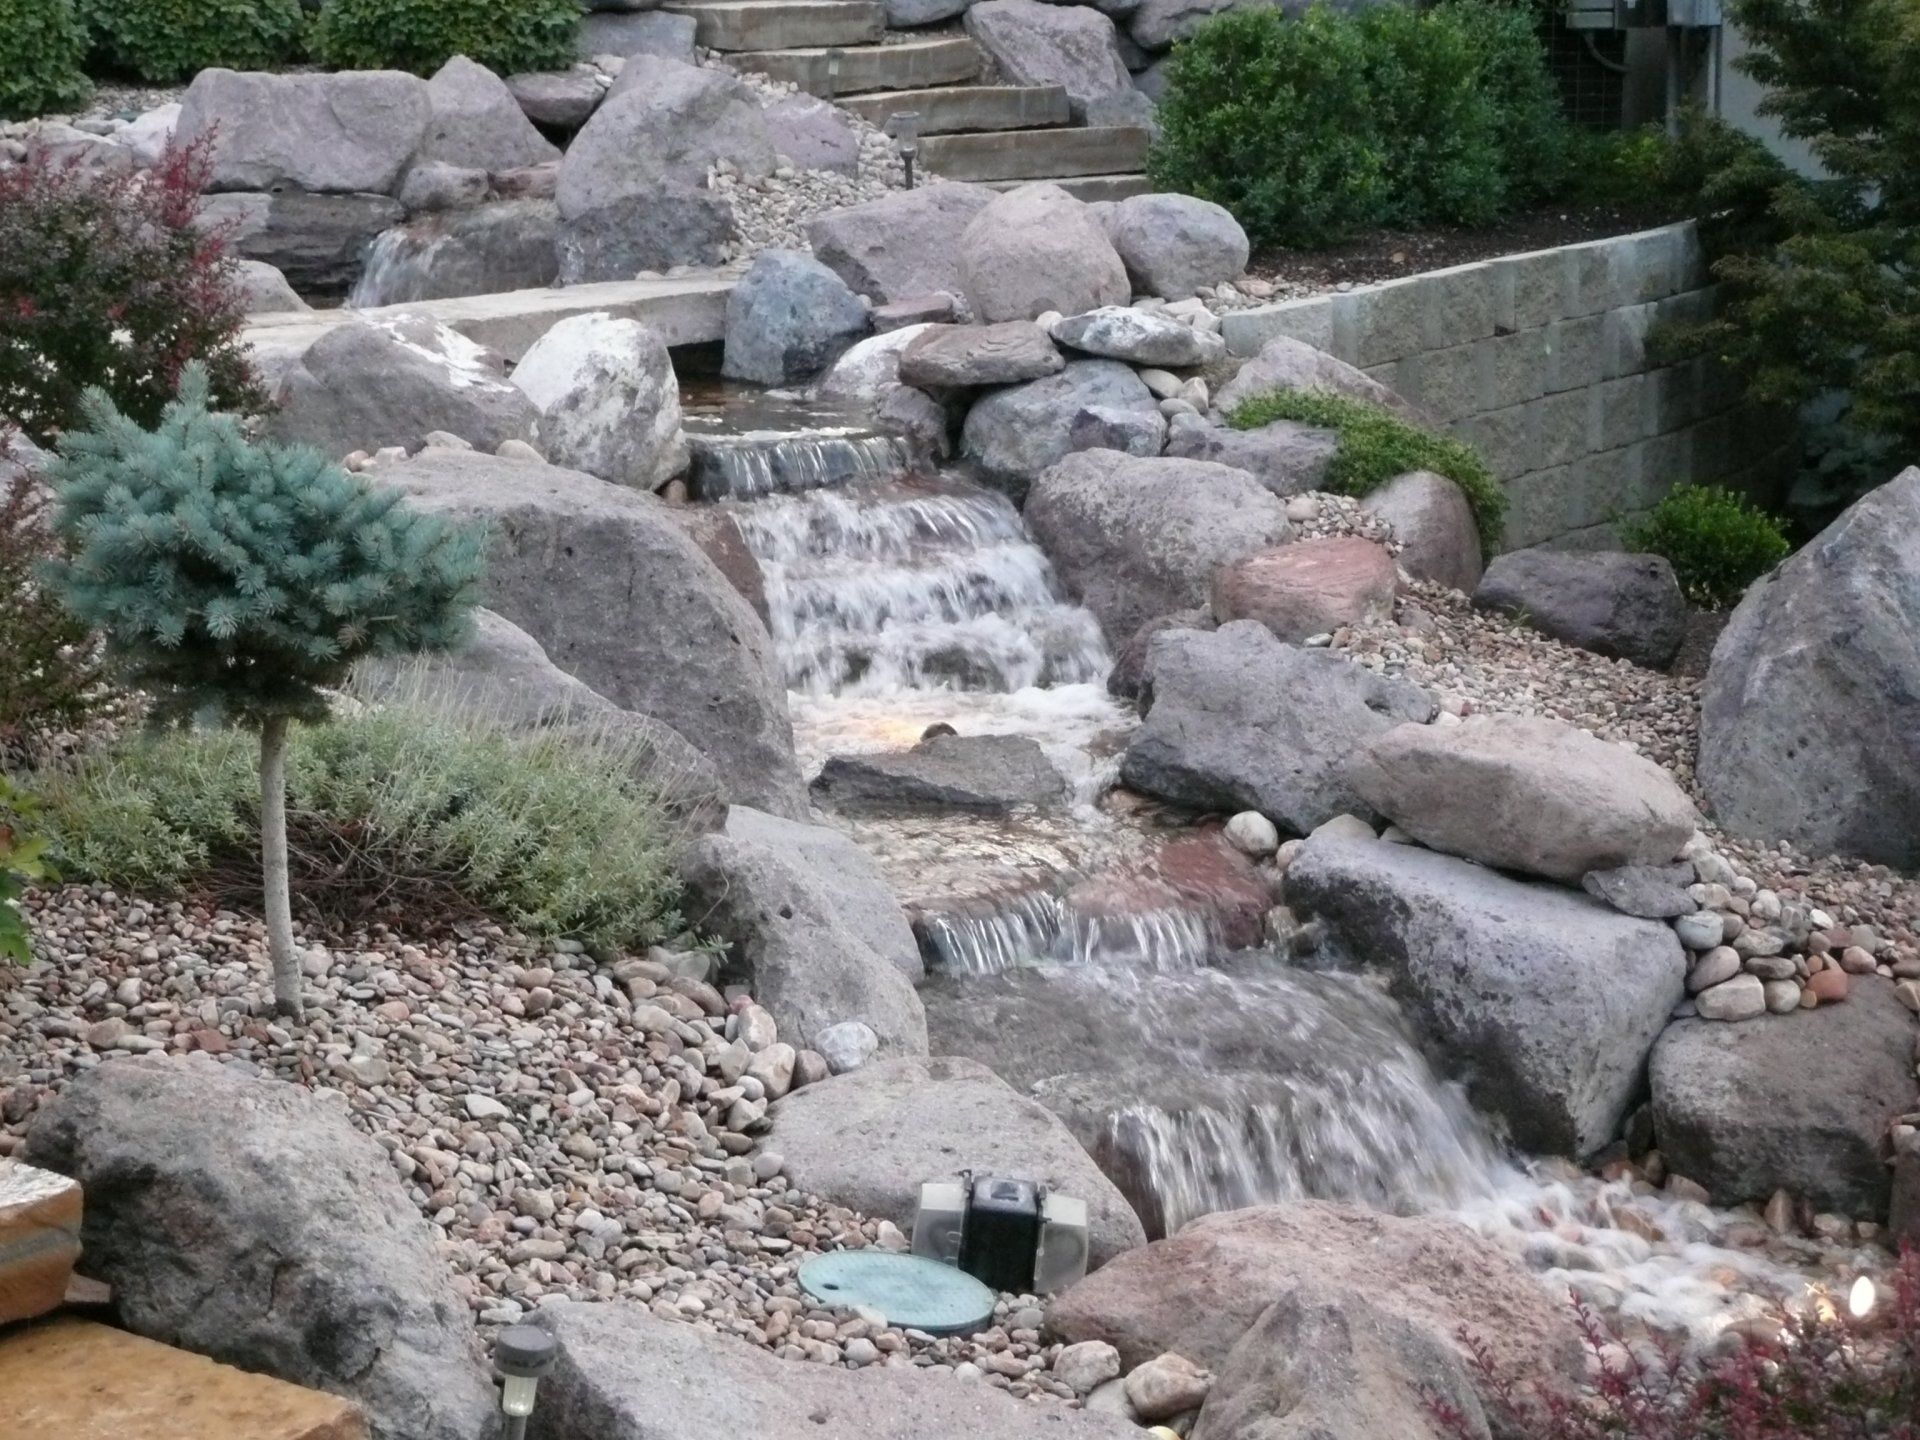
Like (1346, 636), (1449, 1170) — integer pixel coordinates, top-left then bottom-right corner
(957, 183), (1131, 325)
(1581, 862), (1697, 919)
(198, 190), (404, 297)
(900, 322), (1063, 388)
(1163, 414), (1338, 497)
(1025, 452), (1292, 643)
(1052, 307), (1226, 367)
(811, 734), (1065, 813)
(417, 56), (560, 174)
(1694, 973), (1766, 1021)
(722, 250), (870, 386)
(1650, 976), (1920, 1215)
(960, 360), (1160, 495)
(351, 202), (560, 306)
(1359, 470), (1483, 593)
(505, 68), (605, 129)
(1213, 335), (1427, 425)
(1095, 193), (1249, 300)
(374, 449), (805, 816)
(1210, 537), (1399, 644)
(177, 69), (431, 194)
(268, 314), (538, 458)
(526, 1299), (1143, 1440)
(1473, 549), (1686, 670)
(1121, 624), (1434, 834)
(679, 807), (929, 1056)
(809, 182), (997, 311)
(770, 1056), (1144, 1267)
(1345, 715), (1699, 883)
(965, 0), (1136, 122)
(578, 9), (698, 62)
(232, 259), (307, 315)
(512, 312), (686, 490)
(1284, 835), (1687, 1155)
(23, 1058), (497, 1440)
(1698, 466), (1920, 867)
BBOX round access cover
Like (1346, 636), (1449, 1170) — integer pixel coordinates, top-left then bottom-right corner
(798, 1251), (997, 1336)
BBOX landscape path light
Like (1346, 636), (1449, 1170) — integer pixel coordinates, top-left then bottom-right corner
(495, 1324), (559, 1440)
(888, 110), (923, 189)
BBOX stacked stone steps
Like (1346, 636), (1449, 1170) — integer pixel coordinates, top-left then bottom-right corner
(839, 83), (1071, 135)
(919, 124), (1148, 184)
(667, 0), (886, 52)
(730, 36), (983, 94)
(983, 171), (1152, 201)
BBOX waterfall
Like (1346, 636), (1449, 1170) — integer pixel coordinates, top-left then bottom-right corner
(687, 429), (915, 501)
(348, 224), (439, 309)
(916, 888), (1215, 974)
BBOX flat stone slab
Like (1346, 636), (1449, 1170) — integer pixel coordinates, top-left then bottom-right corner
(0, 1160), (80, 1327)
(812, 733), (1067, 813)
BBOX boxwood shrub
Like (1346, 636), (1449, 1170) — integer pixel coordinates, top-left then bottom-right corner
(1, 0), (92, 121)
(78, 0), (307, 83)
(308, 0), (580, 77)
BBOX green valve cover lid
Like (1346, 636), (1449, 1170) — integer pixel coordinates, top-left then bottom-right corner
(797, 1251), (997, 1337)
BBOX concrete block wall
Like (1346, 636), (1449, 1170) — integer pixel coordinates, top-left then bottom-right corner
(1219, 222), (1796, 551)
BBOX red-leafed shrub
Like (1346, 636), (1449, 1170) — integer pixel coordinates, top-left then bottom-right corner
(0, 140), (266, 447)
(1431, 1246), (1920, 1440)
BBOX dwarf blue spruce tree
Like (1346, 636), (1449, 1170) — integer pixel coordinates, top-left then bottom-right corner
(44, 366), (486, 1018)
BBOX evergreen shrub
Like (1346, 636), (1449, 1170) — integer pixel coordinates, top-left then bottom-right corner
(77, 0), (306, 83)
(308, 0), (579, 77)
(1624, 485), (1790, 608)
(0, 0), (92, 121)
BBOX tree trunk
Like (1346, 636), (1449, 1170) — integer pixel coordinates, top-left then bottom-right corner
(259, 714), (304, 1021)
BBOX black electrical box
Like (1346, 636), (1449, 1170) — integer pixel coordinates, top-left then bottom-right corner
(957, 1175), (1042, 1293)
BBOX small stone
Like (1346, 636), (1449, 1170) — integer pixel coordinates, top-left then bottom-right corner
(463, 1094), (510, 1120)
(1762, 979), (1801, 1014)
(496, 438), (544, 462)
(1665, 1173), (1712, 1204)
(1054, 1340), (1121, 1396)
(747, 1042), (796, 1099)
(1695, 974), (1766, 1022)
(1840, 945), (1877, 975)
(813, 1020), (878, 1074)
(1807, 968), (1849, 1003)
(738, 1004), (779, 1051)
(1686, 947), (1741, 994)
(1124, 1352), (1211, 1422)
(1223, 811), (1279, 858)
(1673, 912), (1725, 951)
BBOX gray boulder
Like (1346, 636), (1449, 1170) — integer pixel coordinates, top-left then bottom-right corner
(1120, 624), (1434, 834)
(888, 0), (969, 21)
(393, 160), (489, 212)
(511, 312), (687, 490)
(177, 69), (430, 194)
(808, 183), (997, 311)
(1108, 608), (1213, 702)
(1127, 0), (1234, 48)
(526, 1300), (1143, 1440)
(374, 449), (806, 816)
(771, 1056), (1146, 1267)
(1360, 469), (1483, 593)
(347, 202), (560, 307)
(556, 184), (733, 282)
(1214, 335), (1427, 425)
(1097, 193), (1250, 300)
(198, 190), (403, 297)
(1698, 466), (1920, 867)
(763, 94), (860, 175)
(966, 0), (1136, 122)
(679, 807), (929, 1056)
(1580, 862), (1698, 920)
(417, 56), (559, 174)
(722, 249), (870, 386)
(1211, 536), (1400, 643)
(578, 9), (698, 62)
(1164, 413), (1337, 497)
(1474, 549), (1686, 669)
(1069, 404), (1166, 459)
(1650, 977), (1919, 1216)
(958, 183), (1131, 324)
(1286, 835), (1688, 1156)
(1024, 451), (1293, 643)
(1344, 715), (1699, 883)
(232, 259), (307, 315)
(811, 733), (1065, 813)
(899, 321), (1064, 388)
(1052, 306), (1226, 367)
(504, 68), (604, 129)
(961, 361), (1160, 495)
(268, 314), (539, 457)
(23, 1058), (497, 1440)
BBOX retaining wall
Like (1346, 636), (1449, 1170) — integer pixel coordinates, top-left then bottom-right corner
(1219, 222), (1796, 551)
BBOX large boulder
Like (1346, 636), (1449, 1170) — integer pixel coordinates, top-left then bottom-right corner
(504, 69), (605, 129)
(1214, 336), (1427, 425)
(374, 449), (805, 816)
(1052, 306), (1226, 367)
(1163, 414), (1337, 497)
(1650, 977), (1919, 1216)
(1025, 452), (1291, 643)
(22, 1058), (497, 1440)
(965, 0), (1136, 121)
(770, 1056), (1146, 1266)
(1095, 193), (1249, 300)
(348, 202), (560, 307)
(807, 183), (997, 311)
(416, 56), (559, 174)
(1120, 624), (1434, 833)
(555, 185), (733, 282)
(199, 190), (404, 297)
(1047, 1202), (1581, 1386)
(1474, 549), (1686, 670)
(1698, 466), (1920, 867)
(960, 361), (1160, 494)
(958, 183), (1131, 325)
(1344, 715), (1699, 883)
(177, 69), (431, 194)
(527, 1300), (1143, 1440)
(722, 249), (870, 386)
(900, 322), (1063, 389)
(1360, 469), (1483, 593)
(1285, 835), (1688, 1156)
(268, 314), (538, 458)
(232, 259), (307, 315)
(510, 312), (687, 490)
(678, 807), (929, 1056)
(1211, 537), (1400, 643)
(811, 733), (1065, 813)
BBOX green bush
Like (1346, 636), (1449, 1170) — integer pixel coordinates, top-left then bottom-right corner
(0, 0), (92, 121)
(77, 0), (305, 84)
(1148, 1), (1571, 249)
(1623, 484), (1790, 608)
(1228, 387), (1506, 552)
(308, 0), (579, 77)
(35, 699), (687, 955)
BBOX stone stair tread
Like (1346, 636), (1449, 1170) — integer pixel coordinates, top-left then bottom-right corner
(839, 84), (1072, 134)
(921, 125), (1149, 184)
(982, 172), (1155, 202)
(729, 36), (982, 96)
(665, 0), (884, 52)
